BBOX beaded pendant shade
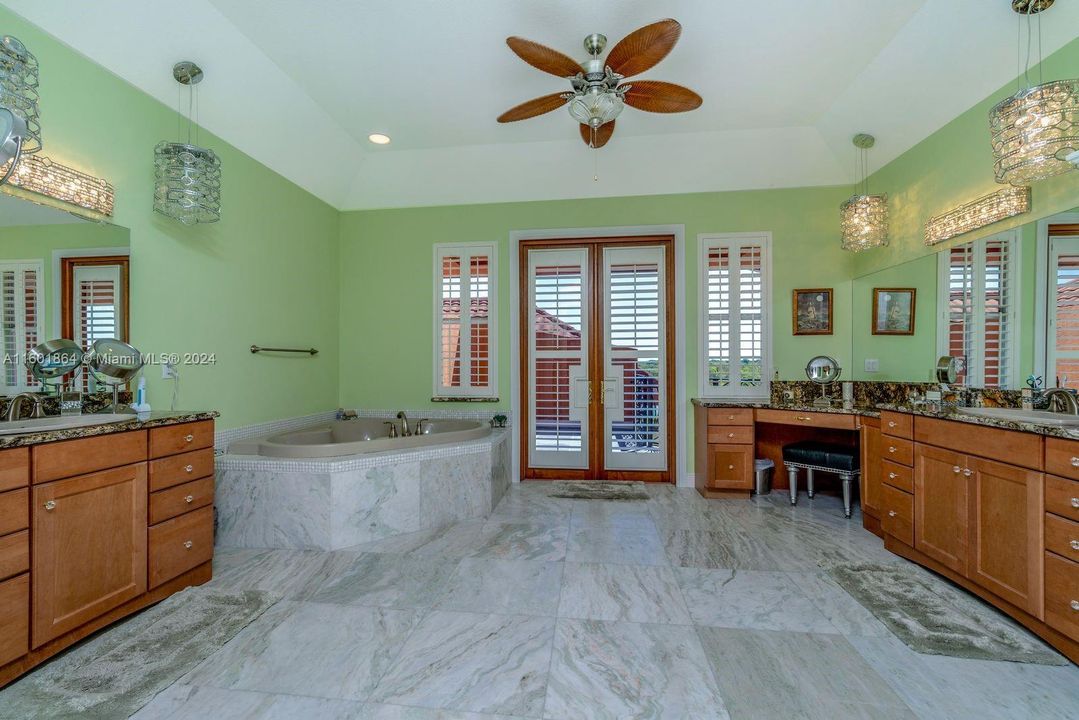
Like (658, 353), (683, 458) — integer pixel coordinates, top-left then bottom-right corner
(0, 35), (41, 183)
(153, 61), (221, 225)
(990, 1), (1079, 185)
(840, 134), (889, 252)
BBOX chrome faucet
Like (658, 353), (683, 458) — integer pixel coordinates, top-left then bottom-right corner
(415, 418), (430, 435)
(1043, 388), (1079, 415)
(396, 411), (411, 437)
(5, 392), (45, 421)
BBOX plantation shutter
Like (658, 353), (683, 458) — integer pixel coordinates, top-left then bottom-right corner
(0, 261), (42, 393)
(435, 243), (496, 397)
(1048, 235), (1079, 388)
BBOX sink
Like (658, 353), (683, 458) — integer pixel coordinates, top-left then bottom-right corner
(0, 413), (138, 437)
(955, 407), (1079, 427)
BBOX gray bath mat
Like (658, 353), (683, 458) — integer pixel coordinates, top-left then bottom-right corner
(0, 587), (279, 719)
(550, 481), (650, 500)
(829, 563), (1066, 665)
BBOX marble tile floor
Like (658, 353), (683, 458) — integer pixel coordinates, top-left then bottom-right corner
(28, 482), (1079, 719)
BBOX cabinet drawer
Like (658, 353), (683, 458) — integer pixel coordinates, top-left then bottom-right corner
(881, 460), (914, 494)
(149, 421), (214, 459)
(1046, 513), (1079, 562)
(1046, 475), (1079, 522)
(708, 444), (753, 491)
(149, 448), (215, 492)
(1044, 551), (1079, 641)
(150, 477), (214, 525)
(882, 437), (914, 467)
(707, 426), (753, 445)
(1046, 438), (1079, 481)
(0, 488), (27, 536)
(707, 408), (753, 426)
(756, 409), (856, 430)
(149, 505), (213, 589)
(880, 411), (913, 440)
(32, 430), (147, 484)
(0, 530), (28, 581)
(881, 484), (914, 547)
(0, 572), (29, 667)
(915, 417), (1042, 471)
(0, 447), (28, 492)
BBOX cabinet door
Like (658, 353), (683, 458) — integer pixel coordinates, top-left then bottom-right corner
(913, 444), (968, 575)
(967, 457), (1044, 616)
(860, 419), (882, 518)
(708, 445), (753, 490)
(32, 464), (147, 648)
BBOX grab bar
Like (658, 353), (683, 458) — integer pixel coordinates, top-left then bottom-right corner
(250, 344), (318, 356)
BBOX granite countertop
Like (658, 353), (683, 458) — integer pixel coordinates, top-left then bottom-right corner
(875, 403), (1079, 440)
(691, 398), (881, 418)
(0, 410), (219, 449)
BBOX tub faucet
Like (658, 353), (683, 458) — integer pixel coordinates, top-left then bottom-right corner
(396, 411), (411, 437)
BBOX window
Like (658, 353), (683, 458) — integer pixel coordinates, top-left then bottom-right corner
(60, 255), (129, 392)
(0, 260), (42, 394)
(699, 233), (771, 397)
(937, 231), (1017, 388)
(434, 243), (497, 397)
(1046, 224), (1079, 388)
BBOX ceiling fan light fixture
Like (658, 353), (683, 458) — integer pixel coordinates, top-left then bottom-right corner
(567, 88), (623, 129)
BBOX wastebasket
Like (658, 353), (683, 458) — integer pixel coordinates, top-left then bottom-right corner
(754, 459), (774, 495)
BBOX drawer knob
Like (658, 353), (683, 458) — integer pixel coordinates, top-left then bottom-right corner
(953, 466), (961, 474)
(184, 464), (194, 473)
(727, 432), (735, 438)
(889, 446), (897, 453)
(888, 421), (897, 428)
(1072, 497), (1079, 508)
(185, 494), (195, 503)
(798, 416), (812, 421)
(888, 510), (897, 517)
(1071, 540), (1079, 551)
(184, 434), (194, 443)
(183, 540), (193, 549)
(1072, 600), (1079, 611)
(727, 414), (735, 420)
(962, 468), (972, 477)
(888, 472), (898, 479)
(728, 465), (734, 470)
(44, 500), (56, 511)
(1071, 457), (1079, 467)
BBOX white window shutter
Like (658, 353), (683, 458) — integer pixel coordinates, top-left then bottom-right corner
(0, 261), (43, 393)
(434, 243), (497, 397)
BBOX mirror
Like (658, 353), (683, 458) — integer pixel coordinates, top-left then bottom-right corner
(806, 354), (841, 406)
(0, 191), (131, 396)
(851, 203), (1079, 391)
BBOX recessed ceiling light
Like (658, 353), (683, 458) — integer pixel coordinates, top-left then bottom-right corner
(368, 133), (391, 145)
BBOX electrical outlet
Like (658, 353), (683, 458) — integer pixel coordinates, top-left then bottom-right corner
(161, 361), (177, 379)
(864, 358), (880, 372)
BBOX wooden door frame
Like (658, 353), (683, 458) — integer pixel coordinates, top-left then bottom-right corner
(59, 255), (130, 342)
(518, 234), (677, 483)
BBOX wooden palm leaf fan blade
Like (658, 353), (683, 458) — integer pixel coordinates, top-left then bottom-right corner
(605, 19), (682, 78)
(623, 81), (702, 113)
(579, 121), (616, 148)
(497, 93), (570, 123)
(505, 37), (582, 78)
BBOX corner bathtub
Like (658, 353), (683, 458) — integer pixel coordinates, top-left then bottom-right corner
(229, 418), (492, 458)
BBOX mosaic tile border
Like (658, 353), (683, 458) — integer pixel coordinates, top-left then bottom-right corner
(216, 428), (509, 474)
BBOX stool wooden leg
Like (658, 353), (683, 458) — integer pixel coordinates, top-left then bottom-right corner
(841, 474), (853, 518)
(807, 468), (815, 499)
(787, 467), (799, 505)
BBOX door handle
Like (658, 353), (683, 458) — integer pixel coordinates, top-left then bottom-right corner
(44, 500), (56, 511)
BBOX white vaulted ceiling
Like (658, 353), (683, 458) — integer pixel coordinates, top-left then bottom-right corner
(4, 0), (1079, 210)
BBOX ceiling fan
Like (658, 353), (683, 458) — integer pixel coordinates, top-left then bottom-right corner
(497, 19), (702, 148)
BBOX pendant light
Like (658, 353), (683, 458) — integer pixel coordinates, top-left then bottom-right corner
(0, 35), (41, 184)
(840, 133), (889, 252)
(153, 61), (221, 225)
(990, 0), (1079, 185)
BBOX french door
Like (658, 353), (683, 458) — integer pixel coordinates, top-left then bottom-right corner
(520, 236), (674, 482)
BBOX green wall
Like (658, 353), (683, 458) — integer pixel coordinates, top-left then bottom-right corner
(0, 6), (341, 429)
(0, 222), (129, 337)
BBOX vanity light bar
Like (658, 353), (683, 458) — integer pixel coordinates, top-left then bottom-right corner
(924, 186), (1030, 246)
(4, 153), (114, 217)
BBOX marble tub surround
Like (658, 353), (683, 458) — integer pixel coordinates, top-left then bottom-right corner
(31, 481), (1077, 719)
(214, 430), (510, 550)
(0, 409), (218, 449)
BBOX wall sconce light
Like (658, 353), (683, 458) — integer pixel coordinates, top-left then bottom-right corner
(924, 186), (1030, 246)
(3, 154), (114, 218)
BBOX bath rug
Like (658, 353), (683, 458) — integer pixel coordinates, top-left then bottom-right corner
(0, 587), (280, 719)
(829, 563), (1066, 665)
(550, 481), (650, 500)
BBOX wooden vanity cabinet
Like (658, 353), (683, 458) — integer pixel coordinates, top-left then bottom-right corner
(913, 444), (969, 575)
(859, 417), (882, 526)
(694, 405), (754, 496)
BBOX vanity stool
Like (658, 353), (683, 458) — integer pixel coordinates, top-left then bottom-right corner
(781, 440), (860, 518)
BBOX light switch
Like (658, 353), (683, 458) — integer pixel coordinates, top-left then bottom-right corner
(864, 358), (880, 372)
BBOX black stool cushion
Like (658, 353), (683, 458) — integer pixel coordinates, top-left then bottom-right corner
(782, 440), (859, 472)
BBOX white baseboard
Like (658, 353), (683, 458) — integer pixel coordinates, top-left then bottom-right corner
(678, 472), (695, 489)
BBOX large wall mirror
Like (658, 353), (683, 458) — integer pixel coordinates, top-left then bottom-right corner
(851, 205), (1079, 391)
(0, 191), (130, 395)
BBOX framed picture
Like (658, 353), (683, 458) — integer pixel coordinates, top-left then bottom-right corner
(792, 288), (833, 335)
(872, 288), (916, 335)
